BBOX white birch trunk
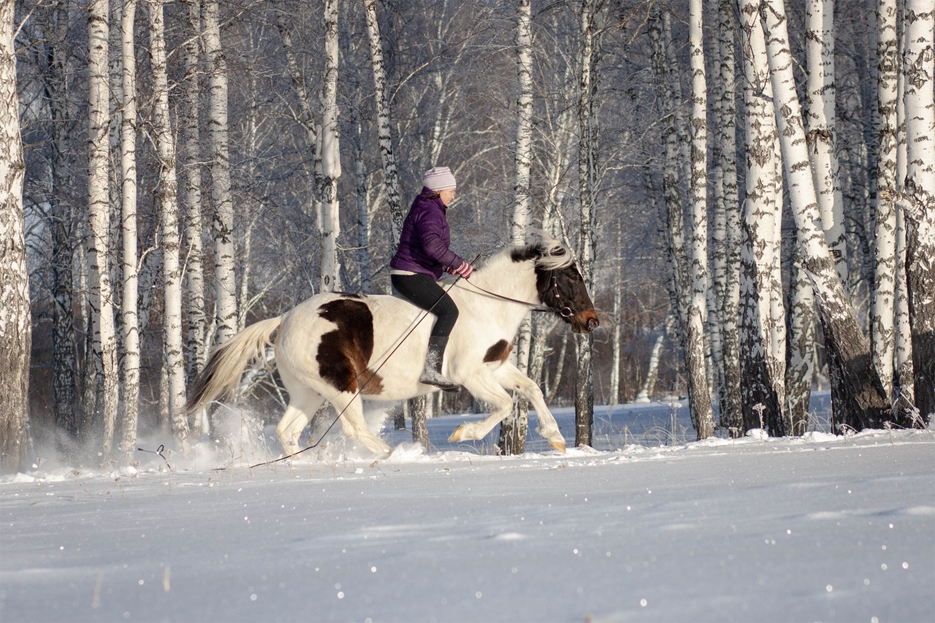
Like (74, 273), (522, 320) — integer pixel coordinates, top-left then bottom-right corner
(181, 0), (206, 384)
(204, 0), (237, 344)
(871, 0), (899, 400)
(319, 0), (341, 293)
(575, 0), (595, 448)
(760, 0), (890, 430)
(500, 0), (535, 455)
(786, 243), (816, 435)
(687, 0), (714, 439)
(150, 0), (190, 448)
(364, 0), (404, 243)
(805, 0), (847, 285)
(894, 204), (915, 410)
(894, 21), (915, 410)
(88, 0), (120, 459)
(0, 0), (30, 471)
(738, 0), (785, 434)
(715, 0), (742, 433)
(117, 0), (140, 463)
(902, 0), (935, 423)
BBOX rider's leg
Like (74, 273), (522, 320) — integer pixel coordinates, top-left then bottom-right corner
(391, 274), (459, 390)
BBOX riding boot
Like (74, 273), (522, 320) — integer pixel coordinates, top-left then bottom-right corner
(420, 336), (458, 392)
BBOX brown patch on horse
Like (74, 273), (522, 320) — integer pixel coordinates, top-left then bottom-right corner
(483, 339), (513, 363)
(358, 369), (384, 395)
(316, 299), (377, 394)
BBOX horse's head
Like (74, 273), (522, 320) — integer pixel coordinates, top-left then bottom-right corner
(512, 238), (599, 333)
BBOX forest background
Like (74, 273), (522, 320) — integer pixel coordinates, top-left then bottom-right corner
(0, 0), (932, 472)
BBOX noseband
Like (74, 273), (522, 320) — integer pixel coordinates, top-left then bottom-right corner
(548, 272), (574, 319)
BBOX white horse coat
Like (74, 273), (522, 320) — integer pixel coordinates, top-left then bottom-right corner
(185, 238), (598, 457)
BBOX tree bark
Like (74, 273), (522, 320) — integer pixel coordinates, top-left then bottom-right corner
(574, 0), (596, 448)
(204, 0), (237, 344)
(805, 0), (847, 285)
(500, 0), (534, 455)
(786, 244), (816, 435)
(738, 0), (787, 435)
(715, 0), (742, 434)
(903, 0), (935, 424)
(871, 0), (900, 400)
(0, 0), (30, 472)
(687, 0), (715, 439)
(319, 0), (341, 292)
(760, 0), (891, 431)
(118, 0), (140, 463)
(88, 0), (120, 458)
(181, 0), (206, 385)
(150, 0), (190, 450)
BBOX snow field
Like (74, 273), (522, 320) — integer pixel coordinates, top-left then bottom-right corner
(1, 406), (933, 622)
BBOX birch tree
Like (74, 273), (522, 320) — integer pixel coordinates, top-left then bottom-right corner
(0, 0), (30, 472)
(870, 0), (899, 402)
(737, 0), (787, 435)
(181, 0), (206, 384)
(499, 0), (534, 455)
(204, 0), (237, 344)
(319, 0), (341, 292)
(117, 0), (140, 463)
(805, 0), (847, 285)
(574, 0), (596, 448)
(894, 33), (915, 413)
(760, 0), (890, 431)
(902, 0), (935, 424)
(150, 0), (190, 448)
(88, 0), (120, 458)
(364, 0), (404, 243)
(687, 0), (714, 439)
(713, 0), (742, 433)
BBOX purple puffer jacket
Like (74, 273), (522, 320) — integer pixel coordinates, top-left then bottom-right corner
(390, 188), (465, 279)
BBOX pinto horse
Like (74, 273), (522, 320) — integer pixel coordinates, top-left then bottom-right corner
(184, 236), (599, 457)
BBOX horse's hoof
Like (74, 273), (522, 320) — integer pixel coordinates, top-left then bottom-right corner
(448, 425), (465, 442)
(549, 440), (566, 453)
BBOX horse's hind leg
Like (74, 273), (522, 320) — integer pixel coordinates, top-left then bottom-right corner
(329, 391), (392, 456)
(276, 390), (325, 456)
(493, 362), (566, 452)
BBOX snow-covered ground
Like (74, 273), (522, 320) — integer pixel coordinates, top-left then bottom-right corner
(2, 399), (933, 623)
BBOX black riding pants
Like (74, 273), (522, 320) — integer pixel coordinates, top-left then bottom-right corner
(391, 273), (459, 339)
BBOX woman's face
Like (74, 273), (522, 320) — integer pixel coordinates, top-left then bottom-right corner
(439, 188), (456, 206)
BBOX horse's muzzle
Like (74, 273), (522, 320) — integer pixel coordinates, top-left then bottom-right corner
(572, 310), (600, 333)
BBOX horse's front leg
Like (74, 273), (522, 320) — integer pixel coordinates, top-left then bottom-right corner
(492, 362), (566, 453)
(448, 369), (515, 444)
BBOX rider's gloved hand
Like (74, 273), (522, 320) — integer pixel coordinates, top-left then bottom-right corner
(450, 261), (473, 279)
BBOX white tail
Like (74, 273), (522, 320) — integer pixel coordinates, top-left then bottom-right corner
(183, 316), (282, 414)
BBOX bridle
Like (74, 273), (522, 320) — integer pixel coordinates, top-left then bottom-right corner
(458, 270), (574, 319)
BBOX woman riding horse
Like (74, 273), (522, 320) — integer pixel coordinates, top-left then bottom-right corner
(390, 167), (474, 391)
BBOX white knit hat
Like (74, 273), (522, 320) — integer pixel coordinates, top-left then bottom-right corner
(422, 166), (457, 191)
